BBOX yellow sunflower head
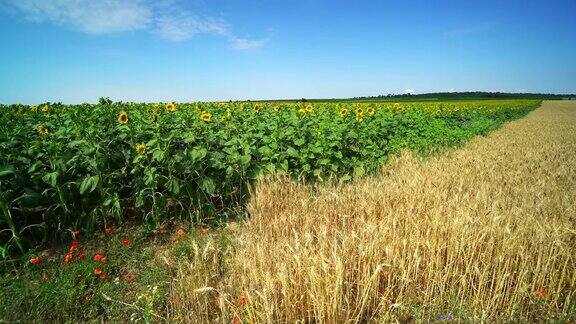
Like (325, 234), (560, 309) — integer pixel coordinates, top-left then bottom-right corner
(339, 108), (348, 118)
(200, 111), (212, 123)
(298, 108), (307, 115)
(305, 104), (313, 113)
(135, 143), (146, 155)
(37, 125), (48, 136)
(166, 102), (176, 112)
(253, 104), (261, 113)
(41, 105), (49, 113)
(273, 105), (280, 112)
(30, 105), (38, 113)
(355, 107), (363, 115)
(118, 111), (129, 124)
(355, 114), (363, 122)
(367, 107), (375, 115)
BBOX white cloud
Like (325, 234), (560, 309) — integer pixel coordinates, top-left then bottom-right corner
(445, 22), (496, 37)
(229, 36), (268, 50)
(5, 0), (152, 34)
(154, 11), (229, 41)
(2, 0), (267, 49)
(403, 88), (415, 94)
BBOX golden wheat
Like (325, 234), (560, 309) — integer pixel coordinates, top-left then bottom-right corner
(172, 101), (576, 322)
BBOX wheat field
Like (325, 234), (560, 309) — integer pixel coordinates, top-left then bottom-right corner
(172, 101), (576, 322)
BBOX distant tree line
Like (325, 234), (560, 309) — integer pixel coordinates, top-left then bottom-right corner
(253, 91), (574, 104)
(351, 91), (575, 101)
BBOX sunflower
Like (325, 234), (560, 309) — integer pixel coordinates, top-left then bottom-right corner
(200, 111), (212, 123)
(273, 105), (280, 112)
(148, 114), (157, 123)
(305, 104), (313, 113)
(298, 108), (307, 115)
(355, 114), (363, 122)
(253, 104), (261, 113)
(30, 105), (38, 113)
(367, 107), (375, 115)
(355, 107), (363, 115)
(118, 111), (128, 124)
(339, 108), (348, 118)
(135, 143), (146, 155)
(37, 125), (48, 136)
(41, 105), (49, 113)
(166, 102), (176, 112)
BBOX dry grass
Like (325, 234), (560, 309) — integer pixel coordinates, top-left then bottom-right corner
(172, 101), (576, 322)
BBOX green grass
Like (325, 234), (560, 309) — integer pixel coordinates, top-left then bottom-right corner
(0, 226), (173, 322)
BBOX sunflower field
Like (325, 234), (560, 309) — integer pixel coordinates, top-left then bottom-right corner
(0, 99), (540, 255)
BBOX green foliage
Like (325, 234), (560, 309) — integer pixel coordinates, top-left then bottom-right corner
(0, 100), (540, 255)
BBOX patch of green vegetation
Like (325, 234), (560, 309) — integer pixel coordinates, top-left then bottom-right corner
(0, 226), (172, 323)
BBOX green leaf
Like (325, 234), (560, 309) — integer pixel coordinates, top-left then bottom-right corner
(353, 166), (365, 178)
(79, 175), (99, 195)
(167, 179), (180, 195)
(340, 174), (352, 182)
(190, 147), (207, 162)
(18, 191), (41, 208)
(146, 139), (158, 147)
(0, 166), (14, 178)
(287, 147), (298, 157)
(202, 178), (216, 195)
(152, 149), (165, 162)
(28, 161), (42, 174)
(42, 172), (58, 187)
(144, 167), (156, 186)
(239, 154), (251, 166)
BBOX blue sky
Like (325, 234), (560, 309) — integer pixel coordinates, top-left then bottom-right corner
(0, 0), (575, 103)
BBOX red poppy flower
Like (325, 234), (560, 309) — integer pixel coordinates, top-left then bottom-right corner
(64, 253), (74, 263)
(77, 251), (86, 260)
(70, 240), (80, 248)
(170, 297), (181, 305)
(93, 253), (105, 262)
(69, 245), (78, 254)
(104, 227), (113, 234)
(198, 227), (208, 236)
(30, 257), (42, 265)
(94, 268), (103, 275)
(100, 256), (108, 264)
(122, 238), (130, 246)
(535, 289), (545, 298)
(239, 294), (248, 305)
(99, 273), (107, 279)
(232, 314), (241, 324)
(125, 274), (135, 282)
